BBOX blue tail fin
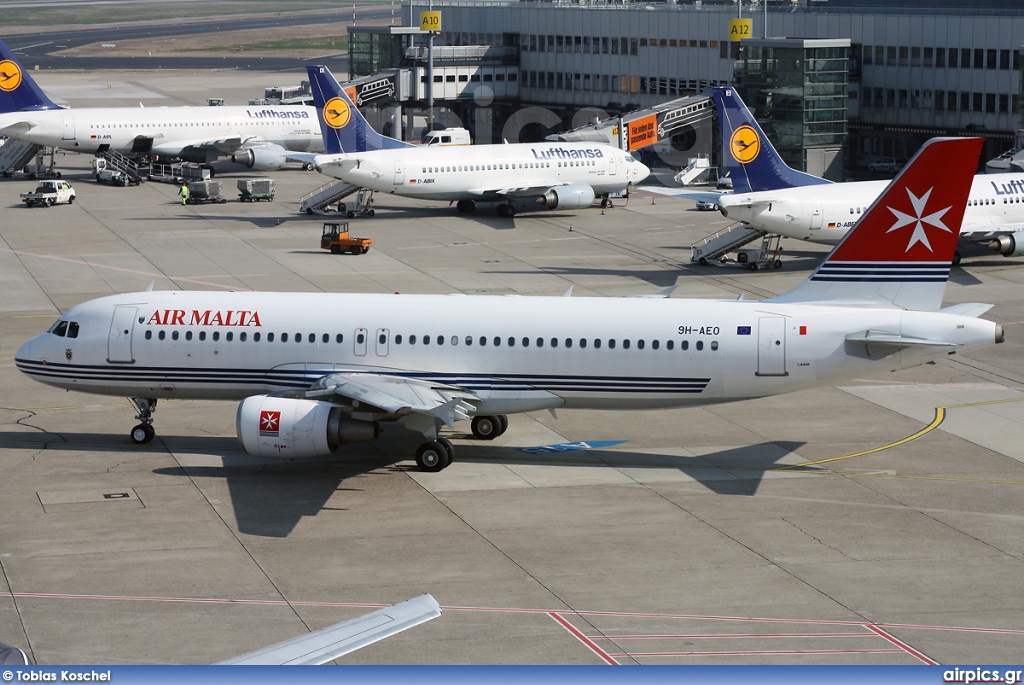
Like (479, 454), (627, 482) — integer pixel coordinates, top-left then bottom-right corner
(0, 39), (60, 113)
(712, 86), (831, 193)
(307, 65), (411, 154)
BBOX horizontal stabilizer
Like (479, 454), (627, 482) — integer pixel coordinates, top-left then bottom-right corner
(845, 330), (956, 348)
(940, 302), (995, 318)
(218, 594), (441, 665)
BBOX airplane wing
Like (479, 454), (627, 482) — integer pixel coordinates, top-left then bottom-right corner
(304, 372), (477, 427)
(312, 153), (362, 173)
(219, 594), (441, 665)
(0, 117), (36, 137)
(150, 135), (245, 157)
(638, 185), (724, 203)
(960, 224), (1024, 240)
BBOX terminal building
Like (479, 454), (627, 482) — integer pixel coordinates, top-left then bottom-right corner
(346, 0), (1024, 180)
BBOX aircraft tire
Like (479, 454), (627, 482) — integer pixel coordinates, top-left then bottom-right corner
(435, 437), (455, 469)
(952, 250), (962, 266)
(496, 415), (509, 436)
(471, 416), (501, 440)
(416, 441), (449, 472)
(131, 424), (154, 444)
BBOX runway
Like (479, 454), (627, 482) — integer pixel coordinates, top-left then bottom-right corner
(1, 69), (1023, 665)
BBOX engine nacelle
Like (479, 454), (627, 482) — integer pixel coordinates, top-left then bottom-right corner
(537, 183), (596, 210)
(230, 148), (286, 171)
(236, 395), (379, 458)
(988, 232), (1024, 257)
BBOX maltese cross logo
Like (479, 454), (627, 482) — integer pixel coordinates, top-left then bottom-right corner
(886, 187), (952, 252)
(259, 410), (281, 435)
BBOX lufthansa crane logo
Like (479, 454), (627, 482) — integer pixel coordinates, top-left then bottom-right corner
(729, 125), (760, 164)
(0, 60), (23, 92)
(323, 97), (351, 129)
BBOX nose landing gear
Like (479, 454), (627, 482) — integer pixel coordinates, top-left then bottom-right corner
(129, 397), (157, 444)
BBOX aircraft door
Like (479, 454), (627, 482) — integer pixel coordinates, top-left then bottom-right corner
(516, 162), (525, 176)
(107, 306), (138, 364)
(61, 113), (75, 141)
(810, 203), (823, 230)
(393, 161), (404, 185)
(354, 328), (368, 356)
(756, 317), (787, 376)
(608, 155), (618, 176)
(375, 328), (390, 356)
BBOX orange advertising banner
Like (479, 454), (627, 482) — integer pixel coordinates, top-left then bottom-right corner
(627, 114), (658, 150)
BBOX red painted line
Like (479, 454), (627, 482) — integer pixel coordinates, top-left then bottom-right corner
(548, 612), (618, 665)
(609, 649), (906, 658)
(592, 632), (875, 640)
(876, 622), (1024, 635)
(866, 624), (938, 665)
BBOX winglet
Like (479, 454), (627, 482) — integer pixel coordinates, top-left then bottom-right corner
(772, 137), (983, 311)
(712, 87), (831, 193)
(0, 39), (61, 113)
(306, 65), (412, 154)
(218, 594), (441, 665)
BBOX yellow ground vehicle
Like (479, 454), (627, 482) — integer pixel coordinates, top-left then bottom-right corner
(320, 222), (372, 255)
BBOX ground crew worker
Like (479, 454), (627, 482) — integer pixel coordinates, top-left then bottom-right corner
(178, 181), (189, 205)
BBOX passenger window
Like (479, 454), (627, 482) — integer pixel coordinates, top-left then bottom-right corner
(296, 333), (302, 343)
(254, 332), (260, 342)
(336, 334), (343, 343)
(240, 332), (247, 342)
(436, 335), (444, 346)
(200, 331), (207, 341)
(410, 334), (417, 344)
(696, 341), (704, 351)
(396, 334), (403, 344)
(322, 334), (329, 343)
(536, 337), (544, 348)
(213, 331), (220, 341)
(173, 331), (180, 341)
(637, 340), (645, 350)
(493, 336), (501, 346)
(623, 339), (631, 349)
(652, 340), (659, 350)
(522, 337), (530, 347)
(594, 339), (601, 349)
(424, 335), (431, 345)
(67, 322), (79, 338)
(580, 339), (587, 348)
(282, 333), (289, 342)
(550, 338), (558, 348)
(508, 337), (515, 347)
(465, 336), (472, 346)
(681, 340), (688, 350)
(225, 332), (232, 341)
(565, 338), (572, 348)
(451, 335), (459, 346)
(666, 340), (674, 350)
(479, 336), (487, 346)
(379, 333), (386, 344)
(145, 330), (152, 340)
(52, 321), (68, 337)
(355, 332), (363, 344)
(158, 331), (166, 340)
(267, 332), (273, 342)
(608, 339), (616, 349)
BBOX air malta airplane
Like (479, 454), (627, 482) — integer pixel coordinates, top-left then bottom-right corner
(16, 138), (1002, 472)
(709, 87), (1024, 264)
(0, 39), (322, 169)
(299, 65), (650, 217)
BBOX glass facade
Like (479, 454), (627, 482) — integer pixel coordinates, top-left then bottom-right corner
(735, 40), (849, 174)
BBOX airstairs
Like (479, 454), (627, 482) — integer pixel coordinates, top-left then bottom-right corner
(0, 138), (42, 176)
(299, 181), (361, 215)
(673, 154), (712, 186)
(691, 226), (768, 265)
(99, 149), (148, 183)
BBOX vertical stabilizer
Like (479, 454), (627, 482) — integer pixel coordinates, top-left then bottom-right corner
(307, 65), (412, 154)
(772, 137), (982, 311)
(713, 87), (831, 193)
(0, 39), (60, 113)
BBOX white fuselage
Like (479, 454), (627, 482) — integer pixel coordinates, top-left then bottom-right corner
(0, 105), (323, 158)
(16, 291), (997, 416)
(719, 174), (1024, 244)
(314, 143), (650, 202)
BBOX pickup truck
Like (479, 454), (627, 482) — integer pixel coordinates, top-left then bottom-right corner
(21, 180), (76, 207)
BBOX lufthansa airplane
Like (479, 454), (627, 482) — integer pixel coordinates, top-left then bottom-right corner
(708, 87), (1024, 264)
(16, 138), (1001, 472)
(299, 65), (650, 217)
(0, 39), (322, 169)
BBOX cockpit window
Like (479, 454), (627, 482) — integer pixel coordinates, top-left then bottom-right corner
(67, 322), (80, 339)
(50, 320), (69, 337)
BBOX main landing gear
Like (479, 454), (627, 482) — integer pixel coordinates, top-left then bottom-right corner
(412, 414), (508, 472)
(456, 200), (476, 214)
(497, 203), (517, 218)
(129, 397), (157, 444)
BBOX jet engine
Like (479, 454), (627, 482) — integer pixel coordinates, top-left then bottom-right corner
(537, 183), (596, 210)
(988, 232), (1024, 257)
(236, 395), (379, 458)
(231, 148), (286, 171)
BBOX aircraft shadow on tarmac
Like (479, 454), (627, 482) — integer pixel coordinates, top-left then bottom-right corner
(0, 428), (805, 537)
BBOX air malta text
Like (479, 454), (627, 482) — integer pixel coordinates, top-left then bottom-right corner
(146, 310), (263, 326)
(991, 179), (1024, 196)
(531, 147), (605, 160)
(246, 109), (310, 119)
